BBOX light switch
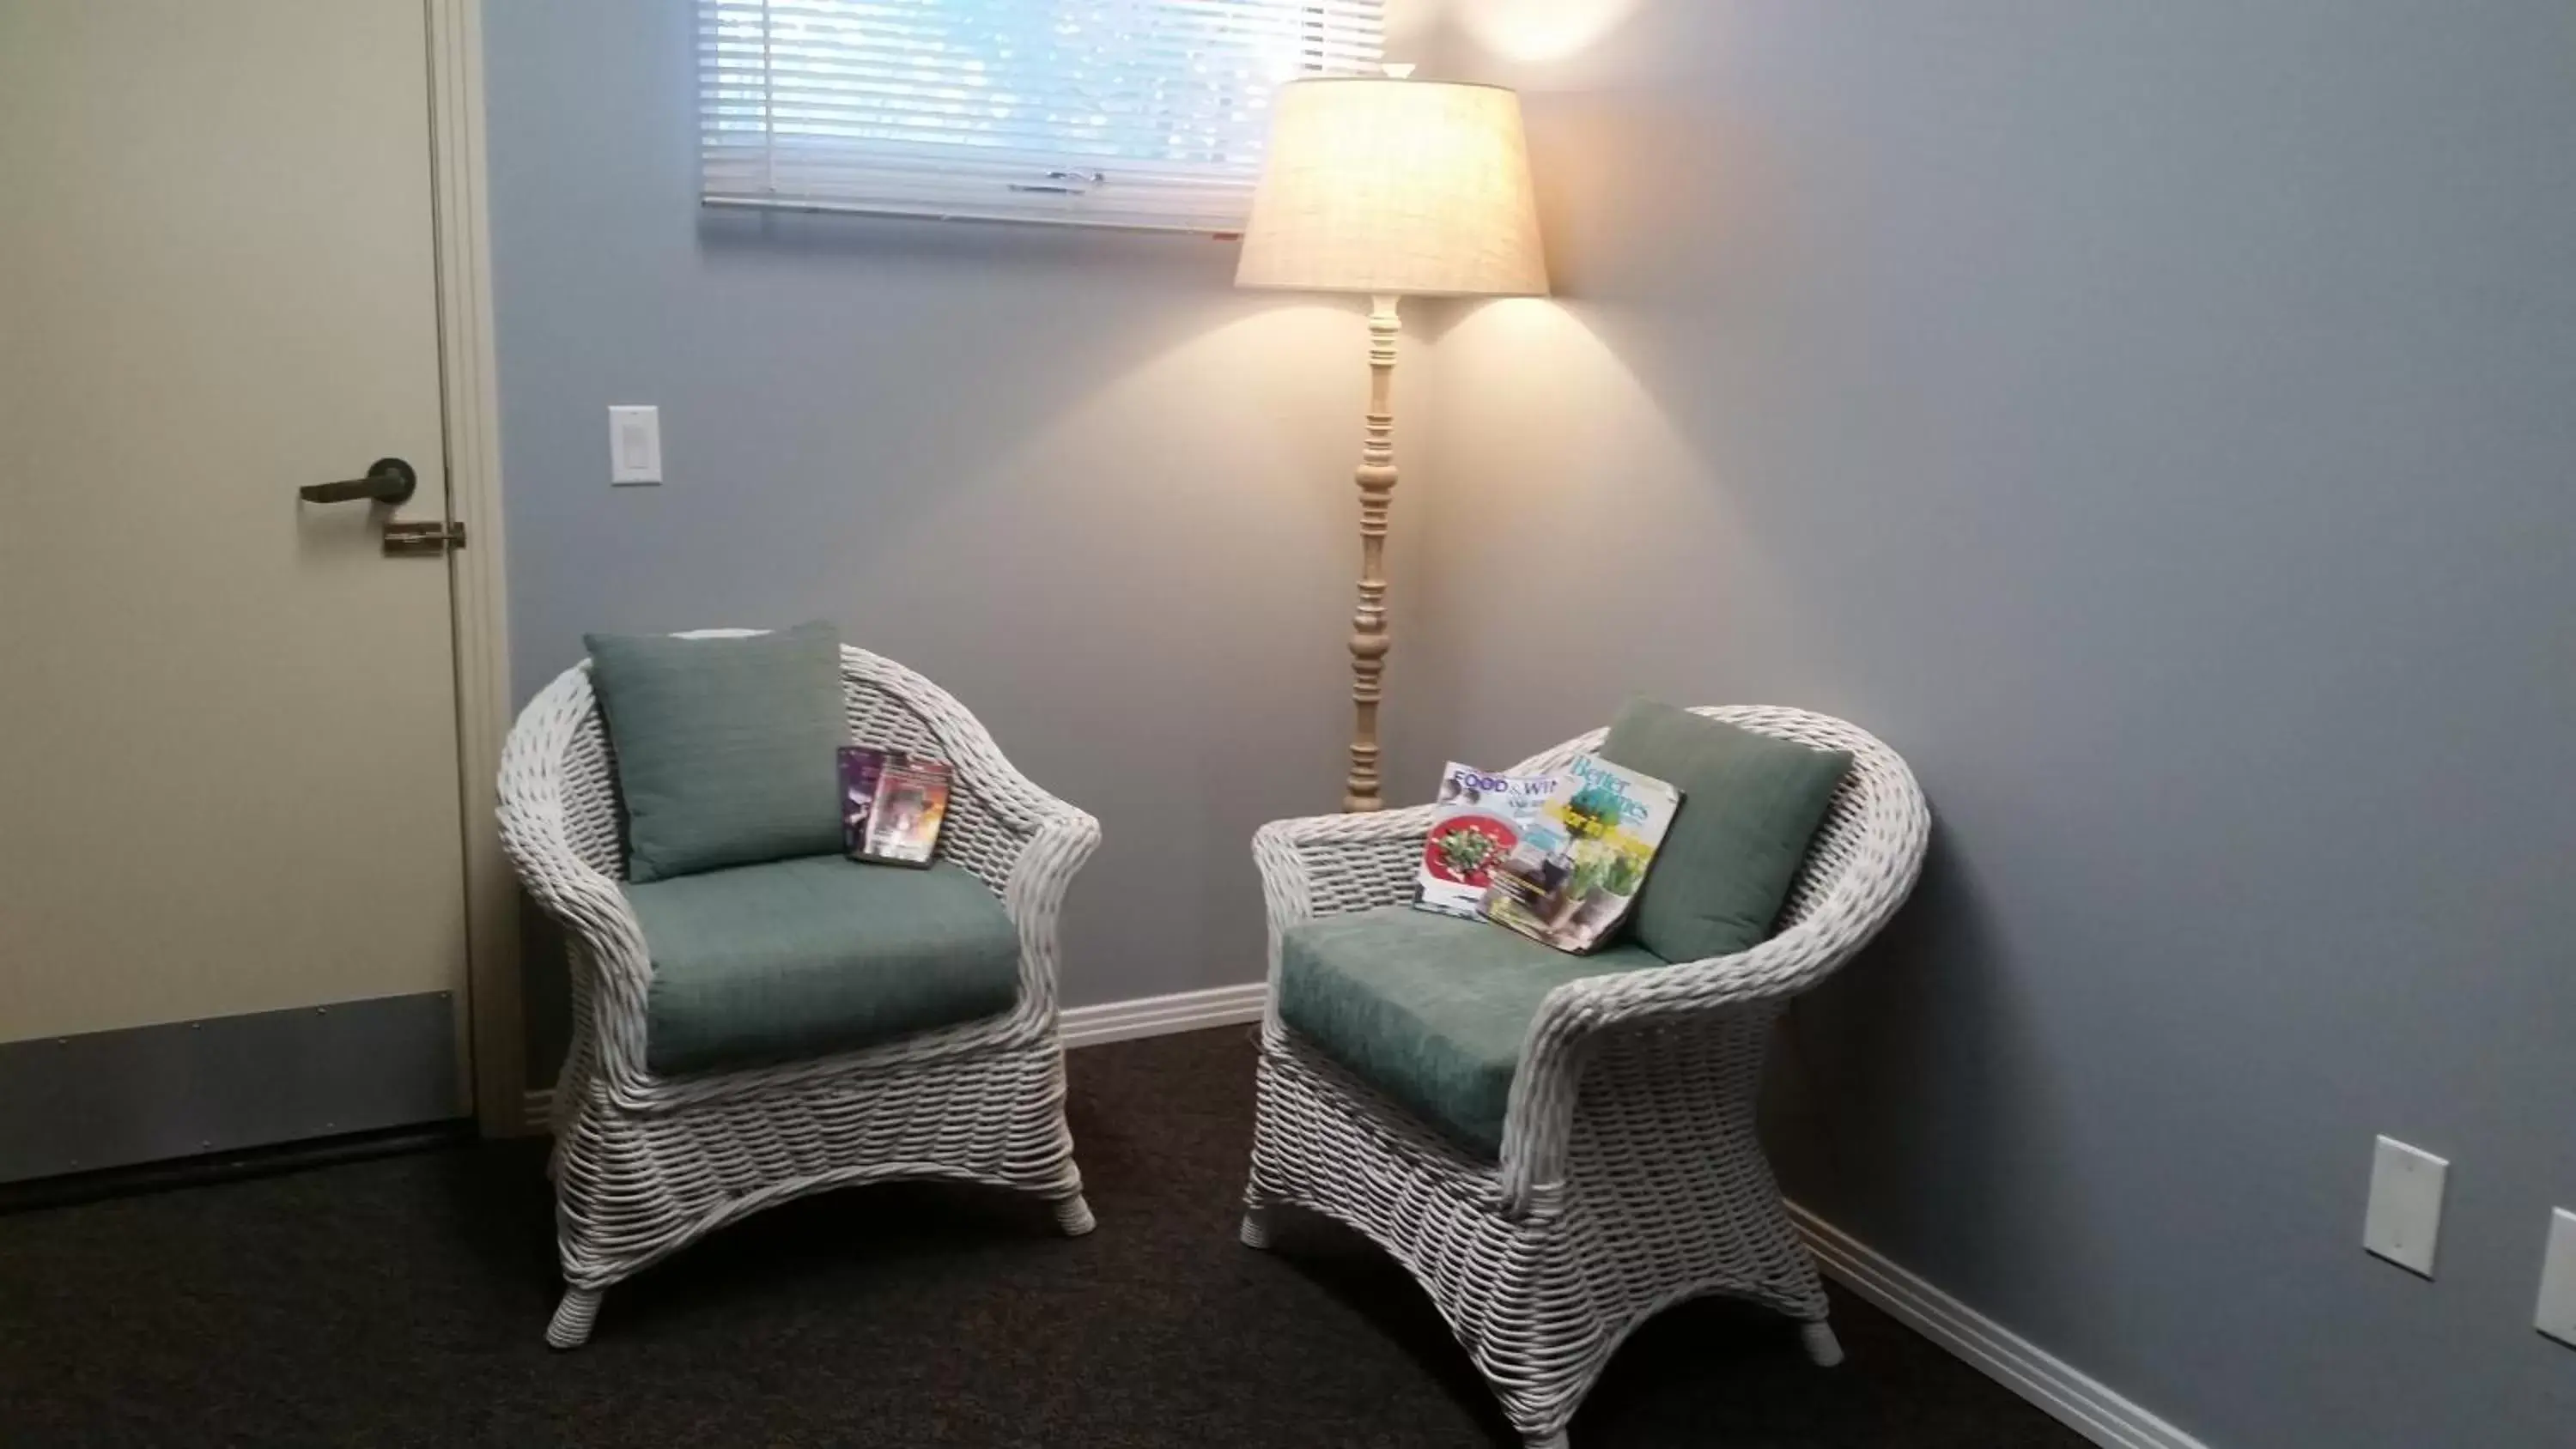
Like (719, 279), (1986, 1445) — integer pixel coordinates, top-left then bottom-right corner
(609, 404), (661, 485)
(2362, 1136), (2448, 1278)
(2537, 1210), (2576, 1349)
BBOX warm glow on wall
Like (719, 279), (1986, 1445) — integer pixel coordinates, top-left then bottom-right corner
(1459, 0), (1642, 63)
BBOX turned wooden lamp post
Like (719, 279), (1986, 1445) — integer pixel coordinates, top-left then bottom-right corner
(1236, 71), (1547, 812)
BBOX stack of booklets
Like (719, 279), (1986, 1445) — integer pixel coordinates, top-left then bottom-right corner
(839, 746), (954, 867)
(1416, 755), (1680, 953)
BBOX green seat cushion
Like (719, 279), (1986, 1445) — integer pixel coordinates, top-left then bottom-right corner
(626, 855), (1021, 1076)
(1277, 905), (1668, 1158)
(584, 623), (846, 882)
(1599, 699), (1854, 964)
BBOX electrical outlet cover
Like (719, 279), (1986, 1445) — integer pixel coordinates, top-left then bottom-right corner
(2362, 1136), (2447, 1278)
(609, 404), (661, 485)
(2537, 1210), (2576, 1349)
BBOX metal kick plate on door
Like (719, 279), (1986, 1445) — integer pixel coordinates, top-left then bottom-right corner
(382, 519), (466, 556)
(0, 991), (461, 1183)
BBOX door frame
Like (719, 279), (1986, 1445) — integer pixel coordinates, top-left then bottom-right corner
(425, 0), (529, 1137)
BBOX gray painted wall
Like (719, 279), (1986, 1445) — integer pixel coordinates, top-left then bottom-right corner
(487, 1), (2573, 1438)
(1404, 3), (2576, 1446)
(483, 0), (1436, 1057)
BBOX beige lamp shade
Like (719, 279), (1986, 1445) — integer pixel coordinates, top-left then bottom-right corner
(1236, 78), (1548, 299)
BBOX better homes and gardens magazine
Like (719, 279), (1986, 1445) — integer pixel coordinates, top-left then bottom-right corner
(1482, 754), (1680, 953)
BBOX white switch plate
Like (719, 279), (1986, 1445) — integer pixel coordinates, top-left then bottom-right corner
(2537, 1209), (2576, 1349)
(2362, 1136), (2448, 1278)
(609, 404), (661, 485)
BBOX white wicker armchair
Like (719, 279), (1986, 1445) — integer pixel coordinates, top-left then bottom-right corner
(498, 634), (1102, 1349)
(1241, 706), (1929, 1447)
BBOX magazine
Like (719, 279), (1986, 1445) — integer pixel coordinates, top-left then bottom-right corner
(859, 756), (954, 867)
(838, 746), (898, 858)
(1416, 762), (1564, 919)
(1483, 754), (1681, 953)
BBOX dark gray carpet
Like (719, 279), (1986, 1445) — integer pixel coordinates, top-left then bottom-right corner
(0, 1027), (2083, 1447)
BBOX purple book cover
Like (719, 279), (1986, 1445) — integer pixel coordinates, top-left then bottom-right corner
(839, 746), (900, 858)
(860, 757), (952, 867)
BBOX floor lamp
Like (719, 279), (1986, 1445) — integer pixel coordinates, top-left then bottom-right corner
(1236, 74), (1548, 813)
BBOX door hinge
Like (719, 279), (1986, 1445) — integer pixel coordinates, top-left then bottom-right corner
(382, 519), (467, 556)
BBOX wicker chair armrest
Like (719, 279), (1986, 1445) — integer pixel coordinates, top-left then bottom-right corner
(840, 649), (1103, 1021)
(1251, 805), (1438, 924)
(494, 791), (645, 967)
(840, 647), (1108, 950)
(1252, 805), (1438, 1011)
(823, 646), (1104, 1046)
(932, 747), (1072, 852)
(495, 682), (657, 1083)
(993, 802), (1101, 1021)
(939, 756), (1094, 906)
(1486, 919), (1840, 1216)
(842, 649), (1063, 840)
(1493, 821), (1929, 1216)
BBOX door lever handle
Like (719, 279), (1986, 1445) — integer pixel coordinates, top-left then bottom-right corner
(299, 458), (416, 506)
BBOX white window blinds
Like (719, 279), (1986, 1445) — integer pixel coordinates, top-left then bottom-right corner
(699, 1), (1387, 234)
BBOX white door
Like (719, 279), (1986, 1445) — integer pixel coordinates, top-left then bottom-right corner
(0, 0), (471, 1179)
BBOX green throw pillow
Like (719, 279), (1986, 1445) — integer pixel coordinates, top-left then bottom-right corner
(583, 623), (846, 882)
(1598, 698), (1853, 963)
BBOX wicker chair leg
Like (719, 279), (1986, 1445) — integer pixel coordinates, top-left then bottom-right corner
(1052, 1191), (1097, 1237)
(546, 1287), (603, 1349)
(1800, 1318), (1844, 1367)
(1238, 1191), (1274, 1249)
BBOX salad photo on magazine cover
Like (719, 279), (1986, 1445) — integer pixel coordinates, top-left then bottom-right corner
(1417, 762), (1561, 919)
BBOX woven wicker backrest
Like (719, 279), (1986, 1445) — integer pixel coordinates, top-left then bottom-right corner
(1772, 767), (1868, 931)
(1510, 705), (1908, 953)
(549, 658), (1009, 888)
(838, 671), (1027, 896)
(558, 706), (626, 877)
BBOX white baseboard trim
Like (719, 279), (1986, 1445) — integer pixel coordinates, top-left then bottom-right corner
(519, 981), (1268, 1133)
(1060, 980), (1268, 1050)
(1789, 1203), (2209, 1449)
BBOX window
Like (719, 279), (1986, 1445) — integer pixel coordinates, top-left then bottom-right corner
(699, 1), (1387, 233)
